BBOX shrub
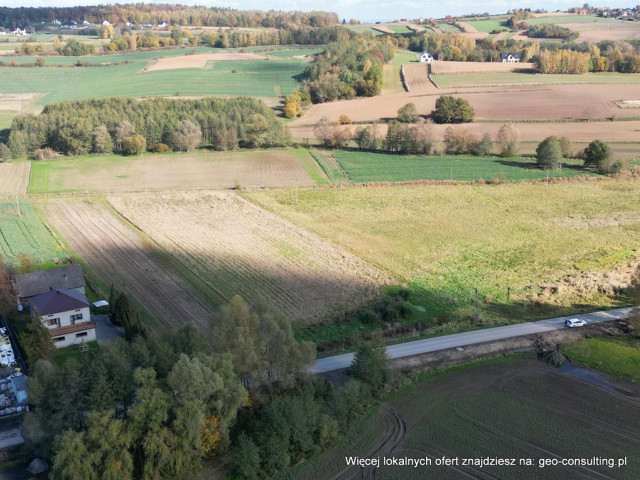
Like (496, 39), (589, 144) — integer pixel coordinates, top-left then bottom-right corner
(431, 95), (474, 124)
(33, 148), (56, 161)
(397, 287), (412, 301)
(583, 139), (611, 172)
(338, 114), (351, 125)
(559, 136), (572, 158)
(472, 133), (492, 156)
(536, 136), (562, 170)
(444, 126), (475, 154)
(496, 123), (519, 157)
(123, 135), (147, 155)
(397, 103), (418, 123)
(0, 143), (10, 162)
(360, 308), (380, 325)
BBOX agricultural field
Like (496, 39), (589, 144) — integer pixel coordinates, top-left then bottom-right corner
(106, 191), (388, 324)
(464, 19), (511, 33)
(0, 162), (30, 196)
(243, 181), (640, 327)
(383, 50), (420, 94)
(28, 149), (322, 194)
(0, 199), (68, 263)
(280, 357), (640, 480)
(0, 47), (309, 106)
(288, 83), (640, 138)
(431, 71), (640, 88)
(42, 199), (217, 334)
(427, 61), (536, 75)
(331, 151), (600, 183)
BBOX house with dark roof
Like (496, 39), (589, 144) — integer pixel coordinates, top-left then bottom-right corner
(30, 289), (96, 348)
(11, 265), (85, 306)
(500, 52), (521, 63)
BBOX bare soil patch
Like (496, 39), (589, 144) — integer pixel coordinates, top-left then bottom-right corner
(401, 64), (437, 93)
(0, 163), (30, 197)
(371, 26), (394, 34)
(429, 60), (536, 74)
(43, 200), (215, 334)
(0, 93), (38, 112)
(144, 52), (266, 71)
(107, 191), (389, 324)
(289, 83), (640, 134)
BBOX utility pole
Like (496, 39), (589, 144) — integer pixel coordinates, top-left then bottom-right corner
(473, 288), (479, 323)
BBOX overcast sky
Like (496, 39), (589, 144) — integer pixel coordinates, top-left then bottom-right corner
(2, 0), (634, 23)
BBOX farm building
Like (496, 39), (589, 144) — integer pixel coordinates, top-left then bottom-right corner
(11, 265), (86, 307)
(500, 52), (521, 63)
(29, 289), (96, 348)
(419, 51), (434, 63)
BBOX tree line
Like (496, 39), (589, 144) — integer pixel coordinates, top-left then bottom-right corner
(5, 96), (289, 158)
(0, 6), (338, 29)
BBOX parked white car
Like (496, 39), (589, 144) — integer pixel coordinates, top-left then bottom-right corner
(566, 318), (587, 328)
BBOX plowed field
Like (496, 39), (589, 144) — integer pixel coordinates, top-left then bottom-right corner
(144, 52), (266, 71)
(43, 200), (216, 334)
(428, 60), (536, 74)
(107, 191), (389, 324)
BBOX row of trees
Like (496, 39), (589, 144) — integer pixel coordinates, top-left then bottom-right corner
(5, 97), (288, 158)
(0, 6), (339, 29)
(536, 137), (618, 173)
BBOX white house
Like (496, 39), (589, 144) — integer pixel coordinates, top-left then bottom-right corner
(419, 51), (434, 63)
(500, 52), (521, 63)
(30, 289), (96, 348)
(102, 20), (111, 26)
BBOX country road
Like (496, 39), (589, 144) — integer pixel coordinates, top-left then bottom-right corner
(310, 307), (634, 374)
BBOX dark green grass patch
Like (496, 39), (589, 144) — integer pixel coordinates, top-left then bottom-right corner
(332, 151), (600, 183)
(561, 336), (640, 383)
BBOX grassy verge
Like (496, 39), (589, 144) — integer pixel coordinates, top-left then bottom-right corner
(294, 148), (330, 186)
(561, 336), (640, 383)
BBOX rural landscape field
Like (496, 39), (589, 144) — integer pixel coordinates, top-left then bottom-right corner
(1, 4), (640, 480)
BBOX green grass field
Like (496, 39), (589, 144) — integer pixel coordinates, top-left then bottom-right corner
(387, 25), (412, 33)
(561, 336), (640, 383)
(465, 20), (510, 32)
(0, 48), (309, 105)
(332, 151), (600, 183)
(0, 200), (69, 263)
(382, 49), (417, 94)
(244, 181), (640, 330)
(525, 15), (625, 26)
(432, 71), (640, 88)
(436, 23), (462, 33)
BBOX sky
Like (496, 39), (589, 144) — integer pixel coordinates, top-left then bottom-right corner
(1, 0), (636, 23)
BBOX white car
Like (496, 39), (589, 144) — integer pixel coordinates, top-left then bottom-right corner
(566, 318), (587, 328)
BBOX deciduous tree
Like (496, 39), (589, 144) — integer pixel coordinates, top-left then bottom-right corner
(536, 135), (562, 169)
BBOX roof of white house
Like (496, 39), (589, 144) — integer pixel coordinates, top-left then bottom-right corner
(29, 289), (89, 316)
(11, 265), (85, 299)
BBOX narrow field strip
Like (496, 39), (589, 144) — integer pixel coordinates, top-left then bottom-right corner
(42, 200), (215, 334)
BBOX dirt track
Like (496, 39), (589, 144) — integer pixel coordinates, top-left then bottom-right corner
(42, 200), (215, 334)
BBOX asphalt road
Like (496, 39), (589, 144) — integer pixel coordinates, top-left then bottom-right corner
(309, 307), (634, 374)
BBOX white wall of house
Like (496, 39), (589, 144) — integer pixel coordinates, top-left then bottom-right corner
(50, 328), (96, 349)
(41, 306), (90, 329)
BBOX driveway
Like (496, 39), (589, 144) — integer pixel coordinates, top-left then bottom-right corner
(92, 314), (124, 346)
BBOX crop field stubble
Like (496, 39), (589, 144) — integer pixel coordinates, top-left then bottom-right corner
(28, 150), (321, 194)
(243, 181), (640, 325)
(42, 199), (216, 334)
(0, 162), (30, 196)
(107, 191), (389, 324)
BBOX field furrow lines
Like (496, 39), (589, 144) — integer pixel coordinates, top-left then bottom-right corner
(43, 200), (215, 334)
(107, 191), (389, 323)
